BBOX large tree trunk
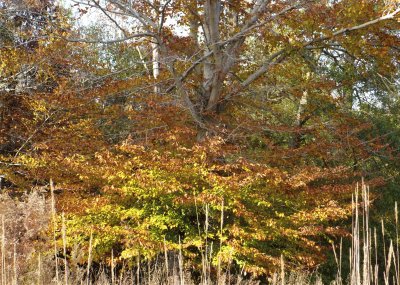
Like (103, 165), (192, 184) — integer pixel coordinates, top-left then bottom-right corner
(203, 0), (224, 113)
(151, 0), (161, 94)
(152, 41), (160, 93)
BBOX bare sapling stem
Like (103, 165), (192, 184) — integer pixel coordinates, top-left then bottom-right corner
(111, 249), (115, 285)
(163, 236), (169, 284)
(382, 219), (387, 271)
(362, 184), (370, 285)
(1, 215), (5, 285)
(204, 203), (209, 285)
(396, 201), (399, 285)
(209, 241), (213, 283)
(136, 254), (140, 285)
(194, 197), (205, 285)
(178, 236), (184, 285)
(147, 259), (151, 285)
(339, 238), (343, 285)
(349, 248), (352, 285)
(50, 179), (59, 283)
(332, 241), (341, 284)
(13, 243), (16, 285)
(353, 187), (360, 284)
(62, 213), (68, 285)
(280, 255), (284, 285)
(374, 228), (378, 285)
(350, 193), (354, 284)
(218, 198), (224, 285)
(86, 229), (93, 285)
(384, 240), (394, 285)
(37, 252), (41, 285)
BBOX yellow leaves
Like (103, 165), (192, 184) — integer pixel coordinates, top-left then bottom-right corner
(186, 236), (203, 248)
(28, 99), (48, 117)
(215, 245), (235, 264)
(256, 200), (272, 207)
(15, 154), (47, 168)
(288, 166), (321, 189)
(121, 208), (143, 220)
(120, 248), (140, 259)
(293, 200), (348, 225)
(0, 49), (22, 76)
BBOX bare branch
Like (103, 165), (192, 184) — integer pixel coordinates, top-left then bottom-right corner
(63, 32), (155, 44)
(305, 8), (400, 47)
(220, 1), (307, 48)
(108, 0), (158, 30)
(166, 51), (214, 93)
(227, 6), (400, 98)
(70, 0), (131, 17)
(159, 0), (173, 34)
(241, 49), (287, 89)
(90, 0), (128, 37)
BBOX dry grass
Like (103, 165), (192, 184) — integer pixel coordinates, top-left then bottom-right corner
(0, 191), (49, 285)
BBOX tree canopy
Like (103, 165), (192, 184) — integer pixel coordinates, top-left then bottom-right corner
(1, 0), (400, 278)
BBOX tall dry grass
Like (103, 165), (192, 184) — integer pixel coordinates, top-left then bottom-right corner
(0, 190), (49, 284)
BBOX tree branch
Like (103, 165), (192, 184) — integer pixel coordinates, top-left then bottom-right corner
(90, 0), (128, 37)
(305, 8), (400, 47)
(226, 6), (400, 99)
(108, 0), (158, 30)
(63, 32), (155, 44)
(222, 1), (306, 47)
(166, 51), (214, 93)
(159, 0), (173, 34)
(241, 49), (287, 89)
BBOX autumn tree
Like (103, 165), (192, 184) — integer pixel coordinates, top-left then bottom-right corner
(1, 0), (400, 280)
(64, 0), (399, 138)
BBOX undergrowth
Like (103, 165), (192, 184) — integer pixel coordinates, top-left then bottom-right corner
(0, 182), (397, 284)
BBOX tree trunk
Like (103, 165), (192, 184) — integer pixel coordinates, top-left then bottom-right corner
(203, 0), (224, 113)
(292, 90), (308, 148)
(152, 41), (160, 93)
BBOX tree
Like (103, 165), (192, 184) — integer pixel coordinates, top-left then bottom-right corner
(66, 0), (400, 138)
(1, 0), (400, 279)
